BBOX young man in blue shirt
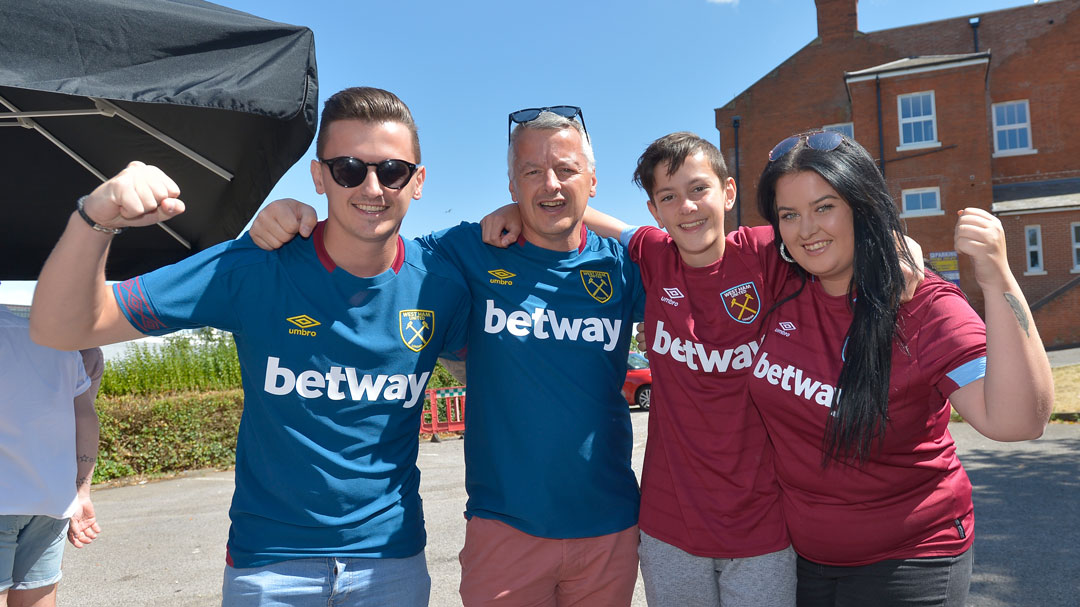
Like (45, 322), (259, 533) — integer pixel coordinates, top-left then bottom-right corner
(31, 87), (469, 607)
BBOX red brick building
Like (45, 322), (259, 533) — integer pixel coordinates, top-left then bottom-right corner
(716, 0), (1080, 347)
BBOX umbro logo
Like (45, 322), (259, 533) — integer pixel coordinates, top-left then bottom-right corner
(287, 314), (320, 337)
(774, 321), (796, 337)
(661, 287), (684, 307)
(488, 269), (515, 285)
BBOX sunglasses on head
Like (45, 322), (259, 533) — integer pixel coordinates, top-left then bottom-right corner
(318, 156), (418, 189)
(508, 105), (588, 143)
(767, 130), (844, 162)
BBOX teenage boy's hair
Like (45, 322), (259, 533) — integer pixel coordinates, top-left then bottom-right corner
(316, 87), (421, 162)
(633, 132), (729, 199)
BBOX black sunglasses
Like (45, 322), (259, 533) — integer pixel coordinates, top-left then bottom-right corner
(318, 156), (418, 189)
(508, 105), (588, 143)
(767, 130), (844, 162)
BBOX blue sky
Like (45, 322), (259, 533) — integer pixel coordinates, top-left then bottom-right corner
(1, 0), (1033, 304)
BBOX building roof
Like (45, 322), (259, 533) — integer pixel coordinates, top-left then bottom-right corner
(991, 177), (1080, 215)
(716, 1), (1071, 112)
(845, 52), (991, 81)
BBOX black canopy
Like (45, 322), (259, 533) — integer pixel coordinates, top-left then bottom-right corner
(0, 0), (318, 280)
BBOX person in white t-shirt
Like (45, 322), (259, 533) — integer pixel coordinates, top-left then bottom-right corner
(1, 302), (102, 607)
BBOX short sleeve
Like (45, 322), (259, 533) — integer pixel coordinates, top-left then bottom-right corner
(732, 226), (792, 304)
(76, 347), (105, 404)
(625, 225), (666, 265)
(436, 270), (471, 361)
(627, 255), (646, 323)
(439, 308), (470, 361)
(912, 280), (988, 396)
(71, 350), (92, 398)
(112, 236), (261, 336)
(415, 223), (475, 276)
(626, 225), (671, 291)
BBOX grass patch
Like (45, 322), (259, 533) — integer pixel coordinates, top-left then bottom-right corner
(1052, 364), (1080, 415)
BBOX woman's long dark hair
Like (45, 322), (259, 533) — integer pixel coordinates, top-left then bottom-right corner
(757, 134), (915, 466)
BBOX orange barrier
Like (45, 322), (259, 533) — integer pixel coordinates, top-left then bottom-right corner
(420, 386), (466, 434)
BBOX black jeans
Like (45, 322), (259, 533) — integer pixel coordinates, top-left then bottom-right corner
(796, 547), (972, 607)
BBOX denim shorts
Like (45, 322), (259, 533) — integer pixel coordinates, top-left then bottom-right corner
(0, 514), (70, 591)
(222, 551), (430, 607)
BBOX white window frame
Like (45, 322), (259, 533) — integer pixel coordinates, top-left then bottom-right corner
(896, 91), (940, 152)
(1071, 222), (1080, 274)
(992, 100), (1036, 157)
(823, 122), (854, 139)
(900, 187), (944, 218)
(1024, 225), (1046, 275)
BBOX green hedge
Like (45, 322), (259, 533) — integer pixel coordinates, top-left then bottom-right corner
(95, 390), (243, 482)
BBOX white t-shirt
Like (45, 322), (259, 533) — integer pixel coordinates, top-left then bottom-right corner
(0, 307), (91, 518)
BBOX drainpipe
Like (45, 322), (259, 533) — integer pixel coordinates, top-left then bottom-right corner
(969, 17), (981, 52)
(875, 75), (885, 177)
(732, 116), (742, 227)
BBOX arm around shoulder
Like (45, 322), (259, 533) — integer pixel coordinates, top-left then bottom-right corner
(582, 206), (632, 241)
(249, 198), (318, 250)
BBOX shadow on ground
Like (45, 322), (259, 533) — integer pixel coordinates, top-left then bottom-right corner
(963, 434), (1080, 606)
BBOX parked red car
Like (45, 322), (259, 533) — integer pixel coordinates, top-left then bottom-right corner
(622, 352), (651, 410)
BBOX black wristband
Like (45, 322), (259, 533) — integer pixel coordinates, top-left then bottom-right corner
(76, 196), (126, 235)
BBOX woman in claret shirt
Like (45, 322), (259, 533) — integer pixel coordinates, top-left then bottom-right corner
(747, 130), (1053, 607)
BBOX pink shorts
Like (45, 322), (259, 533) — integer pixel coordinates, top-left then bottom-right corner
(458, 517), (639, 606)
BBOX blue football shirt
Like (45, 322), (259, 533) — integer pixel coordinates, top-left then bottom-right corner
(114, 225), (469, 567)
(419, 222), (645, 538)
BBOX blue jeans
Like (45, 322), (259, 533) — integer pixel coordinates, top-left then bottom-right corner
(0, 514), (69, 591)
(222, 551), (430, 607)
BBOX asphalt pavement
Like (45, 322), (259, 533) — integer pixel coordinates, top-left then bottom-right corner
(1046, 346), (1080, 369)
(57, 413), (1080, 606)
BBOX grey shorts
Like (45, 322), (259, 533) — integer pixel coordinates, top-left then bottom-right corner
(0, 514), (69, 591)
(639, 530), (796, 607)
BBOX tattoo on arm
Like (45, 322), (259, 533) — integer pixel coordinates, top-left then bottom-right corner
(76, 475), (91, 488)
(78, 454), (96, 463)
(1004, 293), (1031, 338)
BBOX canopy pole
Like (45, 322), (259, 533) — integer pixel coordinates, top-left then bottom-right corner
(0, 95), (191, 249)
(0, 108), (107, 120)
(92, 98), (234, 182)
(0, 95), (108, 181)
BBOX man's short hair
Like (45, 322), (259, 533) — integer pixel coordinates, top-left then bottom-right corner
(507, 112), (595, 178)
(316, 87), (421, 162)
(633, 132), (729, 200)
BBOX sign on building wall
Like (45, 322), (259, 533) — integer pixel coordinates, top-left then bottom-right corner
(929, 251), (960, 285)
